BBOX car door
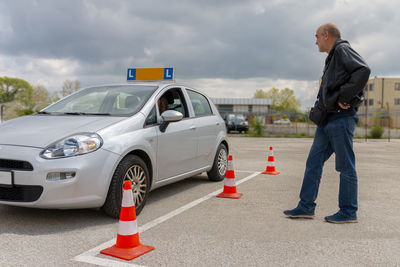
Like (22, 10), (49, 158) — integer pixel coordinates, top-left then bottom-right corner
(156, 87), (198, 180)
(185, 89), (219, 168)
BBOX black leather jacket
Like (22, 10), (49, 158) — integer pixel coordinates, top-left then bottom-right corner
(320, 39), (371, 112)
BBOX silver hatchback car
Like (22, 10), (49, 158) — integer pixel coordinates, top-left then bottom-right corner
(0, 83), (228, 217)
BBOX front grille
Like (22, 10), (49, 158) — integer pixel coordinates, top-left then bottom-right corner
(0, 185), (43, 202)
(0, 159), (33, 171)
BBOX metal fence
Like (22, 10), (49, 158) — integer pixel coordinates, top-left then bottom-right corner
(233, 109), (400, 139)
(261, 124), (400, 139)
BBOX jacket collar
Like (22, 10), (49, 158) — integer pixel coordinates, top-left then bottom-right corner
(323, 39), (349, 74)
(325, 39), (349, 65)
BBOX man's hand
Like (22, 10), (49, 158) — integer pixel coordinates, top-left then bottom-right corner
(338, 102), (351, 109)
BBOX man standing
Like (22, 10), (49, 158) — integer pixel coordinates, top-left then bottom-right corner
(284, 23), (370, 223)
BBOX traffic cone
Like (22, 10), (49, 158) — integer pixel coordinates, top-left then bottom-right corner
(262, 146), (280, 175)
(217, 155), (243, 199)
(100, 180), (154, 261)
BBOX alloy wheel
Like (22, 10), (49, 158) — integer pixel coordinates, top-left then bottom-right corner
(217, 148), (228, 177)
(124, 165), (147, 208)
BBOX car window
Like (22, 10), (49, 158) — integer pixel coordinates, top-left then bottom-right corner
(226, 114), (235, 120)
(42, 85), (158, 116)
(187, 90), (213, 117)
(145, 106), (157, 126)
(58, 91), (108, 114)
(158, 88), (189, 118)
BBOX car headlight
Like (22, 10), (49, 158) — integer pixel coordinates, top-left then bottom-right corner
(40, 133), (103, 159)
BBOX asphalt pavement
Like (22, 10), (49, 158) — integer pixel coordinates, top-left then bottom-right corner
(1, 137), (399, 266)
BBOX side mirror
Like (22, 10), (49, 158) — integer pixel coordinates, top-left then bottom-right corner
(159, 110), (183, 132)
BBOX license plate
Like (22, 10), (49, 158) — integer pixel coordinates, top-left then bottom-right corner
(0, 171), (12, 186)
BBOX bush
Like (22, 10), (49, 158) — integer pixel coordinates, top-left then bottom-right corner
(370, 126), (384, 139)
(18, 109), (35, 116)
(249, 117), (265, 137)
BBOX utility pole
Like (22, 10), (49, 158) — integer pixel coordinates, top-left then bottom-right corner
(387, 102), (390, 142)
(0, 104), (3, 123)
(365, 84), (369, 142)
(381, 78), (385, 109)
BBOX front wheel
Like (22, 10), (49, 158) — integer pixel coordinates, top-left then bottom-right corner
(102, 155), (150, 218)
(207, 143), (228, 181)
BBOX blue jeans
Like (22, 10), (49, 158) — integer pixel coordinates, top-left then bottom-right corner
(298, 115), (358, 216)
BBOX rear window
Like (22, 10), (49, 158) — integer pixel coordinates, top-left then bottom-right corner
(187, 90), (213, 117)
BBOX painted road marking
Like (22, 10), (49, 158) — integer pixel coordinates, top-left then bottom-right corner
(73, 171), (261, 266)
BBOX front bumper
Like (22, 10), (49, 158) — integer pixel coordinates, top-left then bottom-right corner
(227, 124), (249, 131)
(0, 145), (120, 209)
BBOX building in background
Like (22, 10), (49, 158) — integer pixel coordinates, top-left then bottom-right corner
(211, 98), (272, 123)
(358, 77), (400, 128)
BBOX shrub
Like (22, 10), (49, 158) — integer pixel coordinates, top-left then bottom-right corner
(370, 126), (384, 139)
(17, 109), (35, 116)
(249, 117), (265, 137)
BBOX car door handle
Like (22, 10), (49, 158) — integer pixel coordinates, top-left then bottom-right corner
(216, 122), (220, 125)
(190, 126), (196, 130)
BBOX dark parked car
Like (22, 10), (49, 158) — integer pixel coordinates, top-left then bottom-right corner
(224, 113), (249, 133)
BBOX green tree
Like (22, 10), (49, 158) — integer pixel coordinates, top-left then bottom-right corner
(253, 89), (269, 98)
(61, 79), (81, 97)
(32, 85), (56, 111)
(19, 84), (60, 115)
(1, 82), (57, 119)
(0, 77), (33, 104)
(254, 87), (301, 117)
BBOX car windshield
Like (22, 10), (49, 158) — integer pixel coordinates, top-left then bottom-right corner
(41, 85), (158, 116)
(236, 114), (245, 120)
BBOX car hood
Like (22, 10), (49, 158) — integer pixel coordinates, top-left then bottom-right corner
(229, 119), (245, 123)
(0, 115), (125, 148)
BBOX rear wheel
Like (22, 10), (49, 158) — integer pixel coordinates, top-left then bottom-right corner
(102, 155), (150, 218)
(207, 143), (228, 181)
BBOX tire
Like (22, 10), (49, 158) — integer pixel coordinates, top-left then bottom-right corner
(207, 143), (228, 181)
(102, 155), (150, 218)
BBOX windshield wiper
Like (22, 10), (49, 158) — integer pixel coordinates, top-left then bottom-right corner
(85, 113), (112, 116)
(63, 112), (111, 116)
(64, 112), (86, 115)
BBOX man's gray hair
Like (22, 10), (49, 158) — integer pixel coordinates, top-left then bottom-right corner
(322, 23), (341, 39)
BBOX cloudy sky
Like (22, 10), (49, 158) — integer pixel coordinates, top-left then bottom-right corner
(1, 0), (399, 109)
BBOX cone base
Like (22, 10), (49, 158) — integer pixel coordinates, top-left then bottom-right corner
(262, 170), (280, 175)
(217, 192), (243, 199)
(100, 244), (154, 261)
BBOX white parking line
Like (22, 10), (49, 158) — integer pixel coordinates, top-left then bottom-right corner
(73, 171), (261, 266)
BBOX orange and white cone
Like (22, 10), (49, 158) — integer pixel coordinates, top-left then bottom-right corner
(100, 180), (154, 261)
(262, 146), (280, 175)
(217, 155), (243, 199)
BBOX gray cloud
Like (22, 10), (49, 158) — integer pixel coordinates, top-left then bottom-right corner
(1, 0), (399, 109)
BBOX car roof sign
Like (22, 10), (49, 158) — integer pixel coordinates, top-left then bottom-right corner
(127, 67), (174, 82)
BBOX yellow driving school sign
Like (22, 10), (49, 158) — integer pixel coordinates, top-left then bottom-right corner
(127, 67), (174, 81)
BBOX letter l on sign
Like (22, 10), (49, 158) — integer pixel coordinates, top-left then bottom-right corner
(164, 68), (173, 80)
(127, 69), (136, 80)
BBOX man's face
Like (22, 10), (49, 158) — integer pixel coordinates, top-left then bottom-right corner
(315, 27), (328, 53)
(158, 97), (169, 114)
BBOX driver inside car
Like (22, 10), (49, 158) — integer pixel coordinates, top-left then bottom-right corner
(157, 91), (174, 114)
